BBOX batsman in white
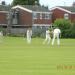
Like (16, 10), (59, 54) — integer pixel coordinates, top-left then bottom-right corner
(0, 31), (3, 43)
(43, 28), (51, 44)
(26, 28), (32, 44)
(52, 27), (61, 45)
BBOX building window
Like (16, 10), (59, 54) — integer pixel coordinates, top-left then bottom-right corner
(42, 14), (45, 19)
(40, 13), (42, 19)
(45, 13), (51, 19)
(33, 13), (37, 19)
(64, 13), (69, 19)
(12, 10), (19, 25)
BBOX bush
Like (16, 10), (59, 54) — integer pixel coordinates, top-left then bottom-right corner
(70, 24), (75, 38)
(53, 19), (72, 38)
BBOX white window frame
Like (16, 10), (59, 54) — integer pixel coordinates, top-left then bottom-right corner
(64, 13), (69, 19)
(45, 13), (50, 19)
(40, 13), (42, 19)
(33, 12), (37, 19)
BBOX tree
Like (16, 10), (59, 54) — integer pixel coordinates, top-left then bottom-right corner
(54, 19), (71, 29)
(12, 0), (40, 6)
(72, 2), (75, 7)
(1, 1), (6, 5)
(53, 19), (72, 38)
(69, 23), (75, 38)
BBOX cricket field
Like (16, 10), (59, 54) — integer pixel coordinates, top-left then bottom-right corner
(0, 36), (75, 75)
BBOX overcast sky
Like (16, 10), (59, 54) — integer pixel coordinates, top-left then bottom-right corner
(0, 0), (75, 8)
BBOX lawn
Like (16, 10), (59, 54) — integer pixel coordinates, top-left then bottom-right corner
(0, 36), (75, 75)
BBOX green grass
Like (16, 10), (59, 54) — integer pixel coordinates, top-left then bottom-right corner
(0, 36), (75, 75)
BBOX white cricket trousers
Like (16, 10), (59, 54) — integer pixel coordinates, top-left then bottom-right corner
(27, 36), (31, 44)
(52, 33), (60, 45)
(43, 36), (51, 44)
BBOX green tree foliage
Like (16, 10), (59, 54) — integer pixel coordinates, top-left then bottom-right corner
(69, 23), (75, 38)
(53, 19), (72, 38)
(12, 0), (39, 6)
(54, 19), (71, 30)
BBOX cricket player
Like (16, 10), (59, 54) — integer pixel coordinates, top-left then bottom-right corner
(52, 27), (61, 45)
(43, 28), (51, 44)
(26, 28), (32, 44)
(0, 31), (3, 43)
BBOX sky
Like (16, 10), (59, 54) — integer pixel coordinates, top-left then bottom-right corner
(0, 0), (75, 8)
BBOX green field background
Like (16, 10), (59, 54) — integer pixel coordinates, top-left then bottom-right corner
(0, 37), (75, 75)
